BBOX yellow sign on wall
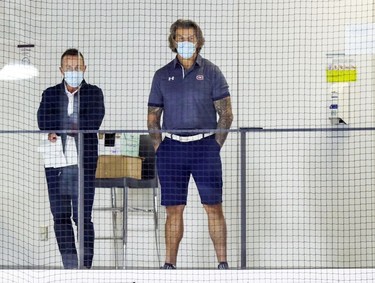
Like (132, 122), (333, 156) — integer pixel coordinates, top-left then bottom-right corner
(326, 69), (357, 82)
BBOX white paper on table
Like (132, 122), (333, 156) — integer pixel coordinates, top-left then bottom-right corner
(37, 135), (68, 168)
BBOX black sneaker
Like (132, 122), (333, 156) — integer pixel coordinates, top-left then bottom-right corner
(160, 263), (176, 269)
(218, 262), (229, 269)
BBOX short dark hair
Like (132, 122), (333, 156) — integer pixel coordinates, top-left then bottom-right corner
(60, 48), (85, 66)
(168, 19), (205, 54)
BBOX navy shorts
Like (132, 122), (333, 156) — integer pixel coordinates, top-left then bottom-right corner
(156, 135), (223, 206)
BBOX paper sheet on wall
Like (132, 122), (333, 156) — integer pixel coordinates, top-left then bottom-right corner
(121, 133), (140, 157)
(98, 133), (140, 156)
(37, 135), (68, 168)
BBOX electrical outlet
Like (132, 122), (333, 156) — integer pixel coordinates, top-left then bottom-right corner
(39, 226), (48, 241)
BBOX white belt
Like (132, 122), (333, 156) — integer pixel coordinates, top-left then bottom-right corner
(164, 132), (214, 142)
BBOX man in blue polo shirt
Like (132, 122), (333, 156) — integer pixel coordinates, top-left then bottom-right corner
(147, 19), (233, 269)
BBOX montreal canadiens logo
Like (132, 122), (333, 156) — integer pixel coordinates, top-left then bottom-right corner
(196, 75), (204, 80)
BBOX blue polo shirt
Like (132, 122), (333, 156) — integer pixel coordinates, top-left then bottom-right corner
(148, 55), (230, 135)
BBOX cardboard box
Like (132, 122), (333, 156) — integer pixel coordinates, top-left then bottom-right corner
(95, 155), (142, 179)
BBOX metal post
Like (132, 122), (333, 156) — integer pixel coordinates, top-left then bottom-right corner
(77, 84), (84, 269)
(240, 128), (247, 269)
(123, 179), (129, 269)
(77, 132), (85, 269)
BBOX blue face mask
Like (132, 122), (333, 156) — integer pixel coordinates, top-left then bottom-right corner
(64, 71), (84, 88)
(177, 41), (196, 59)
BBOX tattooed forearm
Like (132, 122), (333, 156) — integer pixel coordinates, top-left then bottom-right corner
(147, 106), (163, 150)
(214, 96), (233, 147)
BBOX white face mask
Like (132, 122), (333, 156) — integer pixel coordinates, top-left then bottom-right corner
(64, 71), (84, 88)
(177, 41), (196, 59)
